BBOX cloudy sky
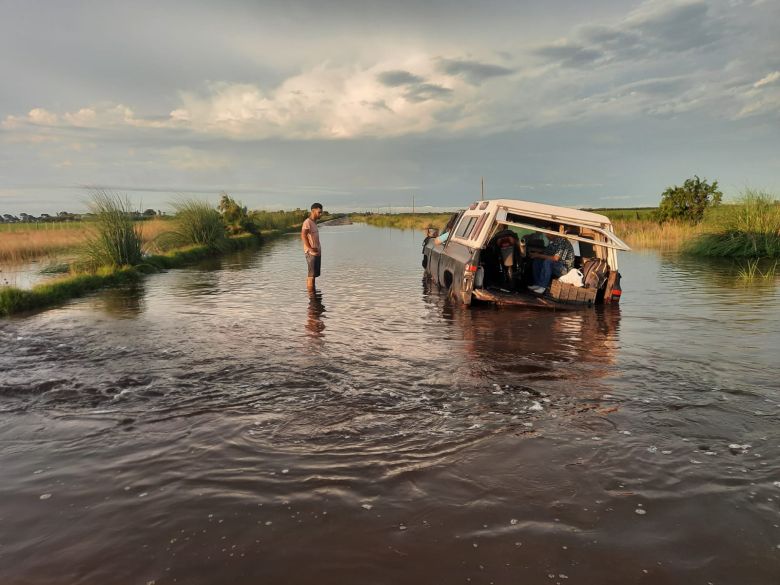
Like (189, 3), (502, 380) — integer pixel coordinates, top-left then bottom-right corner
(1, 0), (778, 214)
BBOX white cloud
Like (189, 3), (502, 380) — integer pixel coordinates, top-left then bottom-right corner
(753, 71), (780, 88)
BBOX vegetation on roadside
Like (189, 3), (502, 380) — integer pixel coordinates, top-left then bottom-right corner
(81, 191), (143, 268)
(685, 190), (780, 258)
(251, 209), (310, 231)
(0, 218), (171, 264)
(218, 193), (258, 235)
(351, 212), (454, 231)
(158, 199), (229, 251)
(1, 192), (312, 316)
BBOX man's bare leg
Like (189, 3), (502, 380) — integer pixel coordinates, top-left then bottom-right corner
(307, 277), (315, 291)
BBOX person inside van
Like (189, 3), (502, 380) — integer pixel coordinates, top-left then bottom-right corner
(528, 231), (575, 294)
(435, 213), (459, 245)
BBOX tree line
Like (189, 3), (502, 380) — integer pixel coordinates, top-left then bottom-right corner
(1, 209), (161, 223)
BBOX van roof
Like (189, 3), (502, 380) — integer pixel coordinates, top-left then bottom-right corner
(467, 199), (613, 227)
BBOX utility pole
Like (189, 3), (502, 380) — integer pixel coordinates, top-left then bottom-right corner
(481, 177), (484, 201)
(412, 193), (415, 216)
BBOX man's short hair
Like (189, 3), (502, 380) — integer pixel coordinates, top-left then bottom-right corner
(311, 202), (323, 211)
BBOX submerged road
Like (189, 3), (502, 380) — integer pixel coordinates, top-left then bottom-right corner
(1, 224), (779, 584)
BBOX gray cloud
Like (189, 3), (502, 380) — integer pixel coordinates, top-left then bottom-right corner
(375, 69), (452, 103)
(535, 44), (604, 68)
(537, 1), (727, 69)
(437, 58), (514, 84)
(630, 1), (720, 52)
(377, 70), (425, 87)
(404, 83), (453, 103)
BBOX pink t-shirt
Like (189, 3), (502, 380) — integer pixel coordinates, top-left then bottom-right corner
(302, 218), (321, 255)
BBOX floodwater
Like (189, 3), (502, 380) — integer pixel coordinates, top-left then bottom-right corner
(1, 223), (779, 585)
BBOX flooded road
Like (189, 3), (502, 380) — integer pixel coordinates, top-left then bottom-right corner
(1, 224), (779, 585)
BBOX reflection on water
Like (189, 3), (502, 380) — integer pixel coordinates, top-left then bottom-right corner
(306, 290), (326, 337)
(1, 226), (779, 585)
(93, 283), (146, 318)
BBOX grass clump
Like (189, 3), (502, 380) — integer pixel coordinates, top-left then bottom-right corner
(81, 191), (143, 268)
(736, 259), (778, 282)
(685, 190), (780, 258)
(159, 199), (228, 251)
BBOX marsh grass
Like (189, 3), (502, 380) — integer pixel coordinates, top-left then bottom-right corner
(158, 199), (228, 251)
(251, 209), (309, 231)
(736, 258), (778, 282)
(0, 218), (172, 264)
(81, 192), (143, 268)
(686, 190), (780, 258)
(612, 219), (702, 249)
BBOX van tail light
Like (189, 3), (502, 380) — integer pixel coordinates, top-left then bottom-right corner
(465, 264), (478, 272)
(610, 272), (622, 302)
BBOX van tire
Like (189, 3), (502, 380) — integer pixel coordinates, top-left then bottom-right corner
(443, 271), (453, 291)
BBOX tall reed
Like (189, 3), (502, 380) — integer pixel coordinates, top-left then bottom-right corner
(686, 190), (780, 258)
(82, 191), (143, 268)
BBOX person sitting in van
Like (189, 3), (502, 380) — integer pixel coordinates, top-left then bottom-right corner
(528, 233), (575, 294)
(435, 213), (459, 245)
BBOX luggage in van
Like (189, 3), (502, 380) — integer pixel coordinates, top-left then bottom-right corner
(582, 258), (610, 290)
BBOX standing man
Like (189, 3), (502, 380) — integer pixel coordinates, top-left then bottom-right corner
(301, 203), (323, 291)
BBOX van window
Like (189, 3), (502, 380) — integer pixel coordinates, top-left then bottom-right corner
(469, 212), (489, 241)
(455, 216), (477, 239)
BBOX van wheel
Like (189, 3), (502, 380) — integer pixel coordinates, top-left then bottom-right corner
(443, 271), (453, 291)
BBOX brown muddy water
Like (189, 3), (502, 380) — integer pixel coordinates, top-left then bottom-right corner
(1, 223), (779, 585)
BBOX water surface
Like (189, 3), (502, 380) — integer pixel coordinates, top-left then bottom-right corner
(1, 224), (779, 584)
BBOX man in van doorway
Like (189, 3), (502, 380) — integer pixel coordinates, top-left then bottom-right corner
(302, 203), (323, 291)
(528, 232), (575, 294)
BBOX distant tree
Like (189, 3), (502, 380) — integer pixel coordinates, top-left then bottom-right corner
(143, 208), (157, 217)
(657, 176), (723, 223)
(57, 211), (79, 222)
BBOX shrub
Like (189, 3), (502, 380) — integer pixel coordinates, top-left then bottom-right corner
(82, 191), (143, 268)
(160, 199), (228, 250)
(656, 176), (723, 223)
(218, 192), (258, 235)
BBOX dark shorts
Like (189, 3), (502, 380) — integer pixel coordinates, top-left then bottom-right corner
(305, 253), (321, 277)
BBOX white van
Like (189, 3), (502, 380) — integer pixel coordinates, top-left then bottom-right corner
(422, 199), (631, 309)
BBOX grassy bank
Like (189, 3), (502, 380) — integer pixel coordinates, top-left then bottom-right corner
(0, 233), (262, 317)
(351, 212), (453, 231)
(1, 191), (306, 317)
